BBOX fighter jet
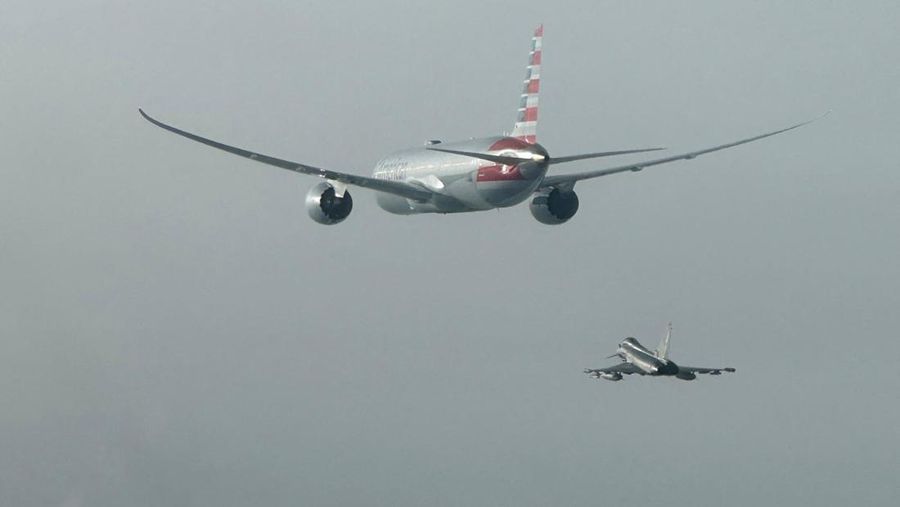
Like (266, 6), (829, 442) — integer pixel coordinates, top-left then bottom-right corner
(584, 323), (735, 381)
(140, 25), (826, 225)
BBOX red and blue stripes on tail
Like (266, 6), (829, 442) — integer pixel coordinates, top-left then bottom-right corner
(511, 24), (542, 144)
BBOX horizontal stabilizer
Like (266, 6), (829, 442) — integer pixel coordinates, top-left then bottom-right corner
(549, 147), (666, 165)
(540, 112), (830, 188)
(426, 147), (545, 165)
(427, 146), (663, 166)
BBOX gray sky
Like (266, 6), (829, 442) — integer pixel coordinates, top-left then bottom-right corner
(2, 1), (899, 505)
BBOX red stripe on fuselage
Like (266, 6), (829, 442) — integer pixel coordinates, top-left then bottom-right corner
(476, 164), (524, 182)
(488, 138), (532, 151)
(475, 138), (537, 182)
(514, 134), (536, 144)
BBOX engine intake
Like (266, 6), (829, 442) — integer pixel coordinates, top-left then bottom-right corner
(305, 181), (353, 225)
(529, 188), (579, 224)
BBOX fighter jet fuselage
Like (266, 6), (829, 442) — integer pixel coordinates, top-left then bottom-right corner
(615, 337), (685, 378)
(585, 324), (735, 382)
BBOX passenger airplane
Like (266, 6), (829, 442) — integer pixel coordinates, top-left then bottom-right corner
(584, 323), (735, 381)
(140, 25), (824, 225)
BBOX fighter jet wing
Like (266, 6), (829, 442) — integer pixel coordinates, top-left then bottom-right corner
(678, 366), (736, 375)
(139, 109), (433, 202)
(585, 362), (645, 375)
(539, 113), (828, 189)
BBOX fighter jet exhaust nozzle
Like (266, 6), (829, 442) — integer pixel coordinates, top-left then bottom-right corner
(658, 362), (680, 376)
(529, 188), (579, 225)
(305, 181), (353, 225)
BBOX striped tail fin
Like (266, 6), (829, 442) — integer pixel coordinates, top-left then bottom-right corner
(511, 24), (542, 144)
(656, 322), (672, 360)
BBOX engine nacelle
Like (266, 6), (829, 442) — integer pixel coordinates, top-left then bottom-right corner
(305, 181), (353, 225)
(529, 188), (579, 224)
(676, 371), (696, 381)
(600, 372), (623, 381)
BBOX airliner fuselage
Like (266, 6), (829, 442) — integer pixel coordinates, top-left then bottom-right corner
(372, 137), (549, 214)
(139, 24), (822, 226)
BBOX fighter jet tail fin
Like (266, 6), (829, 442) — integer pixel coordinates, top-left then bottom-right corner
(510, 24), (542, 144)
(656, 322), (672, 360)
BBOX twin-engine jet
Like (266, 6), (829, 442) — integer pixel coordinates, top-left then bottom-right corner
(140, 25), (824, 225)
(585, 323), (735, 381)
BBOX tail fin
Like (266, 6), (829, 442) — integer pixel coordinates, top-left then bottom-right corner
(656, 322), (672, 360)
(511, 24), (542, 144)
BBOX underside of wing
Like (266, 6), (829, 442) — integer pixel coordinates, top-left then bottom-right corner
(139, 109), (432, 202)
(679, 366), (736, 375)
(586, 362), (644, 375)
(540, 113), (829, 189)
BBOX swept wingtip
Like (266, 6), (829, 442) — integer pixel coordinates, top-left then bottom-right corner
(138, 108), (164, 128)
(782, 110), (831, 132)
(807, 110), (832, 124)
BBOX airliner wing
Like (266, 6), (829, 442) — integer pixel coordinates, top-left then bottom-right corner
(585, 363), (645, 375)
(539, 113), (828, 189)
(679, 366), (736, 375)
(139, 109), (433, 202)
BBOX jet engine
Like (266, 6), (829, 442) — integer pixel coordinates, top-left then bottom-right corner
(305, 181), (353, 225)
(529, 188), (579, 224)
(599, 372), (623, 381)
(675, 371), (697, 381)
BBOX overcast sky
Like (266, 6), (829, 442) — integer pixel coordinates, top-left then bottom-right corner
(2, 1), (899, 505)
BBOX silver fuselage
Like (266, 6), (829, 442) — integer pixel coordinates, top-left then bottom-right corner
(617, 337), (679, 376)
(372, 136), (549, 214)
